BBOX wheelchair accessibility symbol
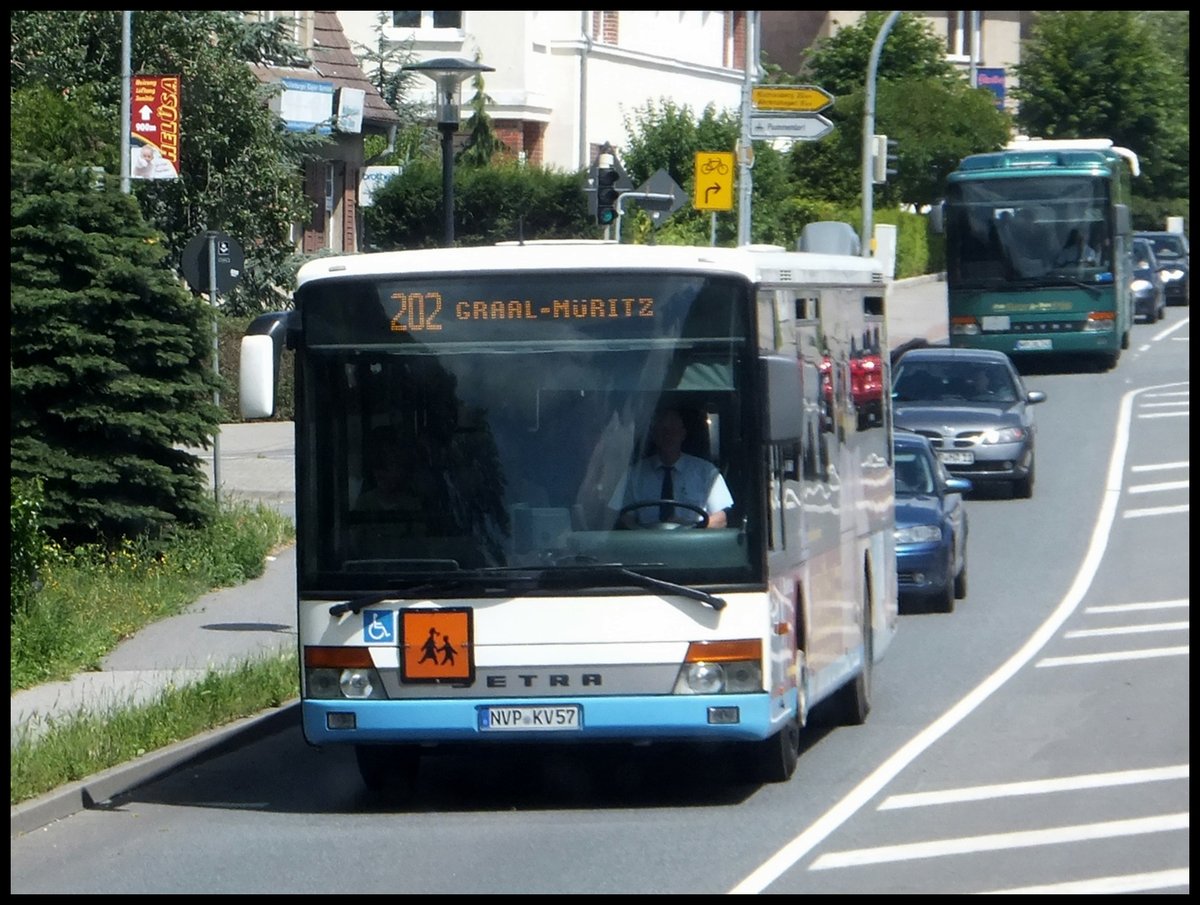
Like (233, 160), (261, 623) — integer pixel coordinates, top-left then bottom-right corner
(363, 610), (395, 643)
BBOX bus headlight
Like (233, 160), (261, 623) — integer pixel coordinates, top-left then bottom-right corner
(673, 639), (764, 694)
(339, 669), (377, 699)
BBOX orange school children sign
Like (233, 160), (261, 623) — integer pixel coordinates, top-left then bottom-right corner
(130, 74), (180, 180)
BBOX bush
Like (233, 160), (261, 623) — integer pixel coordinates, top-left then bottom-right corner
(10, 477), (51, 622)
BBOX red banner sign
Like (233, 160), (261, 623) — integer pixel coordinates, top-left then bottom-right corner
(130, 74), (181, 180)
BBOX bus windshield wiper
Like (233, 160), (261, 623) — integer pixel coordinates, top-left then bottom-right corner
(330, 562), (727, 615)
(1012, 276), (1101, 297)
(540, 563), (728, 611)
(329, 577), (473, 616)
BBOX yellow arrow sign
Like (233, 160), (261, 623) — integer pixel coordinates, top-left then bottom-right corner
(751, 84), (834, 113)
(693, 152), (734, 211)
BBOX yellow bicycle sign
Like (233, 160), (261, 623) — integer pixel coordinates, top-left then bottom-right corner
(694, 152), (734, 211)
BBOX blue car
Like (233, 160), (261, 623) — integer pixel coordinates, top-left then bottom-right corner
(894, 430), (971, 613)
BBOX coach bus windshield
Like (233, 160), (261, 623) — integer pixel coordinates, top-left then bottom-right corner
(292, 271), (761, 594)
(946, 176), (1114, 286)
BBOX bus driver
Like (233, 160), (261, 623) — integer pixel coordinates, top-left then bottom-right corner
(609, 407), (733, 529)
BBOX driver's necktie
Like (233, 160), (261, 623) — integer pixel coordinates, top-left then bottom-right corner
(659, 465), (674, 521)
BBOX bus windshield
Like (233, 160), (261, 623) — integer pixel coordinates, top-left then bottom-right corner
(293, 271), (760, 593)
(946, 176), (1114, 286)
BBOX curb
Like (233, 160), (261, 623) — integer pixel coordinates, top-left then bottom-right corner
(10, 700), (299, 838)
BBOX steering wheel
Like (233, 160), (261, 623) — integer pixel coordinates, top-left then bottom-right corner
(618, 500), (709, 530)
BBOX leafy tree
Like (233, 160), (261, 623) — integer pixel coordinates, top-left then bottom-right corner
(354, 11), (436, 166)
(797, 11), (960, 94)
(10, 10), (320, 318)
(10, 161), (222, 547)
(790, 11), (1009, 210)
(1013, 11), (1189, 205)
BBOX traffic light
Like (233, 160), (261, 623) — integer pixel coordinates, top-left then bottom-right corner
(872, 134), (899, 184)
(596, 149), (620, 225)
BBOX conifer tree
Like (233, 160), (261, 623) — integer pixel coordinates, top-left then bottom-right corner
(10, 161), (222, 546)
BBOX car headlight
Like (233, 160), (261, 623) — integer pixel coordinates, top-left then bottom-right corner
(1160, 268), (1185, 282)
(981, 426), (1025, 444)
(1131, 279), (1153, 294)
(895, 524), (942, 544)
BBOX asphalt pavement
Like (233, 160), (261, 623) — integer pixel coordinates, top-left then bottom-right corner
(10, 273), (947, 836)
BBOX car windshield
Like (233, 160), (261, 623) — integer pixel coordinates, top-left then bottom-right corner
(893, 360), (1018, 404)
(1145, 235), (1186, 260)
(894, 449), (934, 495)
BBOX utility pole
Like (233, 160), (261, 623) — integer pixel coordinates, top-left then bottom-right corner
(736, 11), (758, 246)
(120, 11), (132, 194)
(860, 11), (901, 257)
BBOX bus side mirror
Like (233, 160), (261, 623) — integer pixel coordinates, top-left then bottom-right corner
(762, 354), (804, 442)
(239, 311), (290, 420)
(240, 335), (276, 419)
(928, 200), (945, 235)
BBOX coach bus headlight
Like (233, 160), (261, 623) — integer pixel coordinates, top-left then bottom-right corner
(339, 669), (377, 699)
(1084, 311), (1116, 332)
(949, 316), (979, 336)
(303, 646), (383, 699)
(674, 639), (764, 694)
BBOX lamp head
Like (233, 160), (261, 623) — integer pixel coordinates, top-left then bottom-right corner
(405, 57), (495, 128)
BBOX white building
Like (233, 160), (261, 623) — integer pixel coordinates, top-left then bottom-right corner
(335, 10), (752, 172)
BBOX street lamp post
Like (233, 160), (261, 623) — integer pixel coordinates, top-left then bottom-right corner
(404, 57), (495, 247)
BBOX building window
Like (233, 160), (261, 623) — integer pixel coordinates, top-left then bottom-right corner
(946, 11), (980, 62)
(391, 11), (463, 30)
(591, 11), (618, 45)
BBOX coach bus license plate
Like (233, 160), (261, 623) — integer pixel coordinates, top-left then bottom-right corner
(1015, 338), (1053, 351)
(480, 704), (581, 732)
(938, 451), (974, 465)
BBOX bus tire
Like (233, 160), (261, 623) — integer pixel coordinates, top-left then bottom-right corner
(825, 580), (873, 726)
(749, 712), (802, 783)
(355, 744), (420, 800)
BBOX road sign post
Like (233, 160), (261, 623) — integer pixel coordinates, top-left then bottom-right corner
(181, 230), (245, 504)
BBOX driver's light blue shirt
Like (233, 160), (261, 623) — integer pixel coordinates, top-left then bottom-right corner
(609, 453), (733, 525)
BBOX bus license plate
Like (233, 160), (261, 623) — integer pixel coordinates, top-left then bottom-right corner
(938, 451), (974, 465)
(480, 705), (581, 732)
(1015, 338), (1053, 351)
(981, 315), (1010, 331)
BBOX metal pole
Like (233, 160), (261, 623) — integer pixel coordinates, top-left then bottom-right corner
(736, 11), (758, 246)
(120, 11), (132, 194)
(206, 231), (221, 505)
(440, 123), (455, 246)
(860, 11), (901, 257)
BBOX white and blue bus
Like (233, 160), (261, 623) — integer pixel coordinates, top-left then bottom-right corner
(240, 235), (898, 795)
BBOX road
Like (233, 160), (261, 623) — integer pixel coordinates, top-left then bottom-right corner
(11, 302), (1187, 893)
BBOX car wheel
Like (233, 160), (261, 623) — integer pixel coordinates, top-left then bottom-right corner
(953, 547), (968, 600)
(1013, 457), (1035, 499)
(935, 551), (955, 613)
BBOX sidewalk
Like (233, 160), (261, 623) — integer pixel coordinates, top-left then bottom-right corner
(11, 422), (301, 836)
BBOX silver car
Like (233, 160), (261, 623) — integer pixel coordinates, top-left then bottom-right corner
(892, 347), (1047, 499)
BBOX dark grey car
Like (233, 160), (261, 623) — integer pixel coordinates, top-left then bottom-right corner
(892, 347), (1047, 499)
(1135, 230), (1189, 307)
